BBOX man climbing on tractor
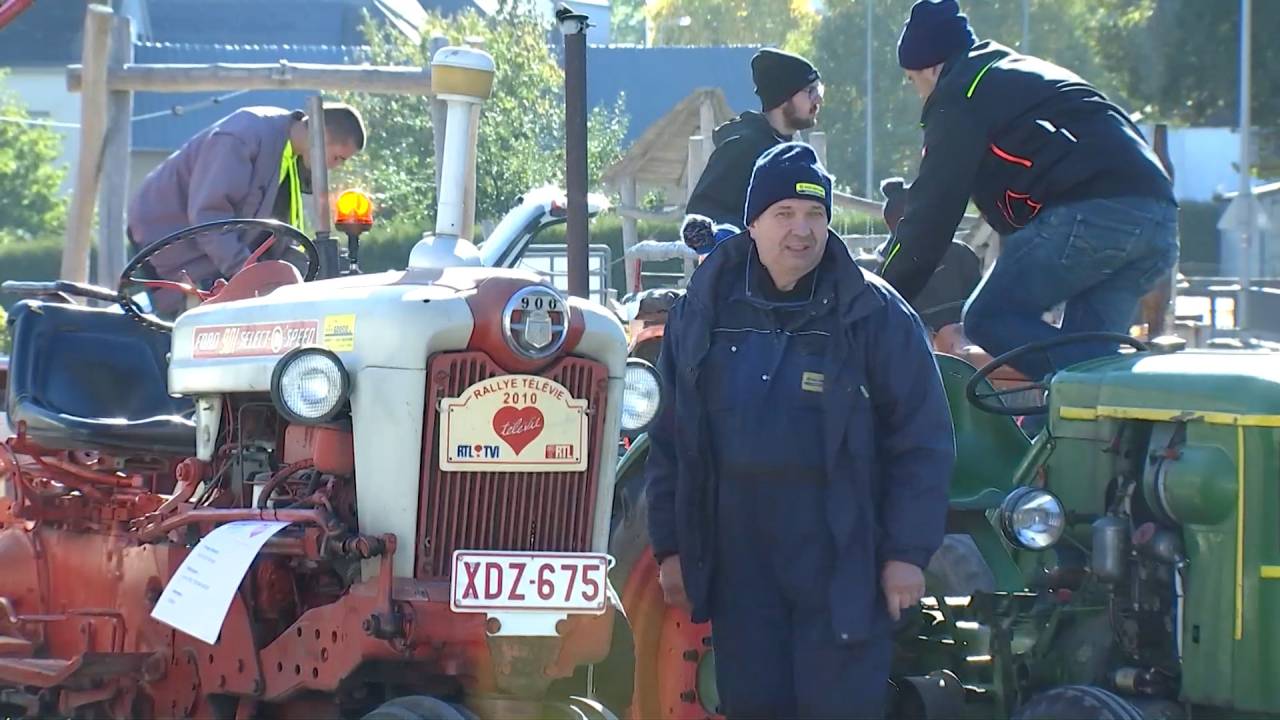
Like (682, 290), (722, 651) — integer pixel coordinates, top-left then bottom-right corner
(878, 0), (1178, 381)
(126, 103), (366, 315)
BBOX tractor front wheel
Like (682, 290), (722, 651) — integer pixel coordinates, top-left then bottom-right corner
(609, 457), (719, 720)
(1013, 686), (1144, 720)
(361, 696), (471, 720)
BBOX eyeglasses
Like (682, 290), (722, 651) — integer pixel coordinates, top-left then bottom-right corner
(806, 82), (825, 102)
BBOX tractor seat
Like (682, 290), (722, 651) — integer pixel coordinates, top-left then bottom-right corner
(5, 300), (195, 457)
(625, 287), (684, 323)
(933, 324), (1031, 385)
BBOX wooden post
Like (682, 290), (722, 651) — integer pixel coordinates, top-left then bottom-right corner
(809, 131), (828, 168)
(62, 4), (114, 283)
(1139, 122), (1177, 337)
(698, 96), (715, 165)
(96, 13), (133, 288)
(686, 135), (706, 204)
(428, 35), (449, 191)
(682, 136), (704, 285)
(620, 175), (639, 293)
(306, 94), (332, 234)
(461, 103), (481, 243)
(459, 36), (490, 241)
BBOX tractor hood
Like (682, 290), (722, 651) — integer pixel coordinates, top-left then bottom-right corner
(1051, 350), (1280, 423)
(168, 267), (627, 395)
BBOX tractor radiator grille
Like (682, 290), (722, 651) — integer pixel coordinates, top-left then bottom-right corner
(416, 351), (609, 580)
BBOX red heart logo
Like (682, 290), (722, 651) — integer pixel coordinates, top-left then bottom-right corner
(492, 406), (545, 455)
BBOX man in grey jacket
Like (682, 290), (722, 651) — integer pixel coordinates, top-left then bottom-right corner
(127, 103), (365, 314)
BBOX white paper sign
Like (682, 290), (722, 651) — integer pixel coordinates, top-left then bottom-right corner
(150, 520), (291, 644)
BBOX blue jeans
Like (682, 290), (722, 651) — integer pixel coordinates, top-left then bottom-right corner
(963, 197), (1179, 380)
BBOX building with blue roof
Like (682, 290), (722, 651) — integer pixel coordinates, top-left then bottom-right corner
(585, 44), (761, 146)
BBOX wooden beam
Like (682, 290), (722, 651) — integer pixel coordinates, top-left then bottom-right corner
(616, 205), (683, 223)
(62, 4), (113, 283)
(68, 61), (433, 95)
(833, 188), (980, 229)
(96, 13), (134, 289)
(832, 189), (884, 216)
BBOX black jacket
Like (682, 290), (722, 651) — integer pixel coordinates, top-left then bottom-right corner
(686, 112), (790, 227)
(644, 232), (955, 641)
(880, 41), (1175, 301)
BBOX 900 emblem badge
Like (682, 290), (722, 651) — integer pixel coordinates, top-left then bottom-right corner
(502, 286), (569, 359)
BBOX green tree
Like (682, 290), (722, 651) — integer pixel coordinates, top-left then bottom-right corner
(646, 0), (819, 54)
(0, 72), (68, 242)
(339, 6), (628, 230)
(611, 0), (647, 45)
(1090, 0), (1280, 127)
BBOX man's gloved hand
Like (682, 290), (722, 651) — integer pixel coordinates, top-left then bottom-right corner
(681, 214), (739, 256)
(880, 177), (907, 234)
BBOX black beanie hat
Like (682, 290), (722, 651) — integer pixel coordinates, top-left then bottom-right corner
(744, 142), (832, 227)
(897, 0), (977, 71)
(751, 48), (820, 111)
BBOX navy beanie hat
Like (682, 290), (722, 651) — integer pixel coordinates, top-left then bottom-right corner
(752, 48), (820, 111)
(897, 0), (978, 71)
(744, 142), (832, 227)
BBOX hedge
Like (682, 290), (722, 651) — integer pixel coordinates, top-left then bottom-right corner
(0, 201), (1224, 317)
(0, 237), (66, 311)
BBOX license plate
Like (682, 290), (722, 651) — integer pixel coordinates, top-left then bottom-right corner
(451, 551), (612, 614)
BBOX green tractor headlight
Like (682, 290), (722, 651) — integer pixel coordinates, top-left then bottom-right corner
(998, 487), (1066, 551)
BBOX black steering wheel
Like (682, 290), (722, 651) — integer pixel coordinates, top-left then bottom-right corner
(964, 332), (1149, 416)
(119, 219), (319, 331)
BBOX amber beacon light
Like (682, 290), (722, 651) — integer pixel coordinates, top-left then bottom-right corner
(335, 189), (374, 230)
(334, 189), (374, 272)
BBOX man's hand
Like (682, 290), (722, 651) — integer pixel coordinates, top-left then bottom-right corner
(881, 560), (926, 621)
(658, 555), (690, 611)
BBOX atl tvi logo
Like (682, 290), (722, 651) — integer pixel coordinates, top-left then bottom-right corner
(456, 444), (501, 459)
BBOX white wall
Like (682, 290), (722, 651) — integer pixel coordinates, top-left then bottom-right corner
(1141, 124), (1277, 203)
(4, 67), (80, 196)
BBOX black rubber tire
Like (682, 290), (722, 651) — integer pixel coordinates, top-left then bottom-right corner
(362, 696), (467, 720)
(361, 706), (423, 720)
(1013, 686), (1144, 720)
(926, 534), (997, 596)
(1131, 699), (1186, 720)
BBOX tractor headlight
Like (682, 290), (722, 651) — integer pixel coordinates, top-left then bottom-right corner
(271, 348), (351, 423)
(621, 358), (662, 435)
(998, 487), (1066, 551)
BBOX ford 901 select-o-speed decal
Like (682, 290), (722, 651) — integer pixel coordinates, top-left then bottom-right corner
(191, 320), (321, 359)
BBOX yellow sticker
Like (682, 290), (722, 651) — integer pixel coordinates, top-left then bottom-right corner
(323, 314), (357, 352)
(795, 182), (826, 199)
(801, 371), (824, 393)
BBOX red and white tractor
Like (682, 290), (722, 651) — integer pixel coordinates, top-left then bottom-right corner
(0, 46), (643, 720)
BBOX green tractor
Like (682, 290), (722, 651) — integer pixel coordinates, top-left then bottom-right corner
(608, 328), (1280, 719)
